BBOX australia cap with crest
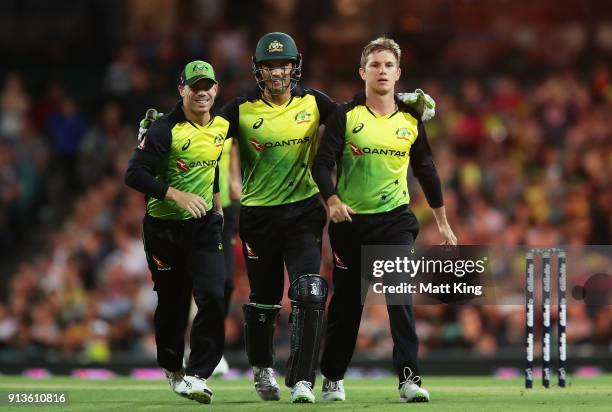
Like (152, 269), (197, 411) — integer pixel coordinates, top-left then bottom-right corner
(179, 60), (217, 86)
(254, 32), (299, 63)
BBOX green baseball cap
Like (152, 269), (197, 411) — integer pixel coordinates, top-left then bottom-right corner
(180, 60), (217, 86)
(254, 32), (299, 63)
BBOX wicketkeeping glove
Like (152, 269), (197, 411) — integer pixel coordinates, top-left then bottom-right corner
(398, 89), (436, 122)
(137, 108), (164, 142)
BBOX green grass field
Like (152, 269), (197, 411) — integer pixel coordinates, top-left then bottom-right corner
(0, 375), (611, 411)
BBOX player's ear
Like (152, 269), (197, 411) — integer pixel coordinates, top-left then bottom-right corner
(179, 84), (189, 97)
(396, 66), (401, 81)
(359, 67), (366, 81)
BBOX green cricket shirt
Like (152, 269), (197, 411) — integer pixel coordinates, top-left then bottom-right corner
(221, 86), (335, 206)
(312, 92), (443, 214)
(127, 101), (230, 220)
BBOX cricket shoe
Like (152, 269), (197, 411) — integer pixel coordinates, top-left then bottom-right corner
(253, 367), (280, 401)
(399, 367), (429, 403)
(164, 367), (185, 394)
(174, 375), (213, 404)
(291, 380), (315, 403)
(211, 355), (229, 377)
(322, 378), (345, 401)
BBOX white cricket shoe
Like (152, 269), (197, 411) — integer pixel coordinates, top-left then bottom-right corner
(291, 380), (315, 403)
(212, 355), (229, 377)
(164, 368), (185, 394)
(399, 382), (429, 402)
(174, 374), (213, 404)
(398, 367), (429, 403)
(322, 377), (345, 401)
(253, 367), (281, 401)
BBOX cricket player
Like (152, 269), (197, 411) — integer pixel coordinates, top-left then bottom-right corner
(220, 32), (334, 403)
(312, 37), (457, 403)
(137, 108), (241, 379)
(125, 60), (229, 404)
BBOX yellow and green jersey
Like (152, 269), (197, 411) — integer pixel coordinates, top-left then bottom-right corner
(127, 101), (230, 220)
(221, 86), (335, 206)
(313, 92), (443, 214)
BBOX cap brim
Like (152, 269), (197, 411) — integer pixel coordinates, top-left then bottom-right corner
(256, 55), (298, 62)
(186, 75), (218, 86)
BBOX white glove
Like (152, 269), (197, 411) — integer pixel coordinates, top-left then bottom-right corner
(138, 108), (164, 142)
(398, 89), (436, 121)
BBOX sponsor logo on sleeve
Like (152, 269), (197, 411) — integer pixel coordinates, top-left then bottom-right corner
(152, 255), (172, 271)
(333, 251), (348, 269)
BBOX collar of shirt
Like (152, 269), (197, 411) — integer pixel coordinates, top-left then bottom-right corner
(246, 84), (307, 102)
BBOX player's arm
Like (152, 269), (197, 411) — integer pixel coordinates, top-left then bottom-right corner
(218, 98), (240, 144)
(217, 99), (242, 201)
(229, 143), (242, 200)
(125, 121), (208, 218)
(409, 122), (457, 245)
(310, 88), (337, 124)
(312, 106), (355, 223)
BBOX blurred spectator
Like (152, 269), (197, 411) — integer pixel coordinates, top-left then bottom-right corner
(0, 72), (30, 141)
(45, 96), (87, 210)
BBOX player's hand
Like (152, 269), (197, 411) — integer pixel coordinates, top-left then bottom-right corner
(398, 89), (436, 121)
(438, 223), (457, 245)
(327, 195), (355, 223)
(138, 108), (164, 142)
(166, 187), (208, 218)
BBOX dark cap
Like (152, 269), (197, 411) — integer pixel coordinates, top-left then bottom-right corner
(254, 32), (299, 63)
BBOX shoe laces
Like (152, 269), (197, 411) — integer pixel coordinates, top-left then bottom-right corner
(297, 381), (313, 390)
(400, 367), (421, 387)
(327, 380), (341, 391)
(257, 368), (276, 386)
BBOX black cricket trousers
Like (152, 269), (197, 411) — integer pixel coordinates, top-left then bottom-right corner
(142, 212), (225, 378)
(238, 195), (327, 304)
(320, 205), (422, 384)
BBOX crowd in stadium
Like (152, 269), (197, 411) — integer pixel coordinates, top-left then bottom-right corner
(1, 1), (611, 363)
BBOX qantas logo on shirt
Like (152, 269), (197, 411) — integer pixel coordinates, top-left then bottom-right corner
(348, 143), (406, 157)
(176, 158), (218, 171)
(177, 158), (190, 172)
(250, 139), (266, 151)
(349, 143), (364, 156)
(249, 136), (310, 152)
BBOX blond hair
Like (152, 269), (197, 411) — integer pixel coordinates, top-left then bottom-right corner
(360, 37), (401, 68)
